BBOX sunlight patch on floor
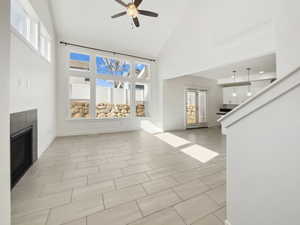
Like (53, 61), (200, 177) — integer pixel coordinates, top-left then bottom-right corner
(181, 144), (219, 163)
(154, 132), (191, 148)
(140, 120), (163, 134)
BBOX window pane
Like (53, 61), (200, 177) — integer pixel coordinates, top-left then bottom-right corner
(96, 79), (130, 119)
(69, 77), (90, 119)
(29, 20), (38, 49)
(96, 56), (131, 77)
(46, 40), (51, 61)
(11, 0), (28, 37)
(40, 35), (46, 56)
(70, 52), (90, 71)
(186, 92), (197, 125)
(135, 83), (148, 117)
(135, 63), (150, 80)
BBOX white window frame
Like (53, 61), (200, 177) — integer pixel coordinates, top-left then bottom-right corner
(66, 47), (152, 120)
(10, 0), (52, 62)
(39, 23), (52, 62)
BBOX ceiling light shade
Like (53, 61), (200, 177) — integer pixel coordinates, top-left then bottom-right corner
(232, 70), (237, 97)
(127, 4), (139, 17)
(247, 68), (252, 97)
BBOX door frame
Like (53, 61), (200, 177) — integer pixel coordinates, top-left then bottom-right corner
(184, 88), (208, 129)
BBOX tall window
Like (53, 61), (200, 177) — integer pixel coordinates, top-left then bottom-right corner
(67, 51), (151, 120)
(69, 77), (91, 119)
(40, 24), (51, 61)
(11, 0), (51, 61)
(135, 63), (151, 80)
(135, 83), (149, 117)
(96, 79), (131, 119)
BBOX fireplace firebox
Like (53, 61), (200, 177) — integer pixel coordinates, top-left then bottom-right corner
(10, 126), (33, 188)
(10, 109), (37, 189)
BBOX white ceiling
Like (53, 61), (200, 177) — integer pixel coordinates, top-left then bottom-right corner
(193, 54), (276, 80)
(49, 0), (188, 58)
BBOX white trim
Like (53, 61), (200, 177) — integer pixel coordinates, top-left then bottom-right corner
(10, 0), (52, 63)
(10, 27), (50, 64)
(224, 220), (232, 225)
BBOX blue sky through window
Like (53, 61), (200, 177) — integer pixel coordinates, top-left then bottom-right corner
(96, 79), (113, 88)
(70, 52), (90, 62)
(136, 64), (146, 71)
(96, 56), (130, 77)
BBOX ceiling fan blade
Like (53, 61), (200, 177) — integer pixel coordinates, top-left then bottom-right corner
(138, 10), (159, 17)
(115, 0), (128, 7)
(133, 17), (140, 27)
(134, 0), (143, 8)
(111, 11), (127, 18)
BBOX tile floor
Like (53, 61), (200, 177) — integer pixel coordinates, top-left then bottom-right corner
(12, 127), (226, 225)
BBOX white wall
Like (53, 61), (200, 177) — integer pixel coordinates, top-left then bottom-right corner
(224, 82), (300, 225)
(10, 0), (56, 157)
(276, 0), (300, 78)
(158, 0), (276, 79)
(56, 45), (160, 136)
(163, 75), (222, 131)
(0, 0), (11, 224)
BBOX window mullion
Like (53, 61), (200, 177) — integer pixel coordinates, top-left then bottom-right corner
(131, 82), (136, 118)
(90, 54), (96, 119)
(130, 61), (136, 118)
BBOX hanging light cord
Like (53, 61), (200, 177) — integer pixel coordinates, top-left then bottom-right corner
(247, 68), (252, 96)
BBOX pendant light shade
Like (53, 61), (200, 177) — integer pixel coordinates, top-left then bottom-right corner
(232, 70), (237, 97)
(247, 68), (252, 97)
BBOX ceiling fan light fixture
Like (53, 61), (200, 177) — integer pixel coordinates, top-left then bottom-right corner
(127, 4), (139, 17)
(111, 0), (159, 28)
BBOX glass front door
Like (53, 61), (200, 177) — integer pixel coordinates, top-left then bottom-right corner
(185, 89), (208, 128)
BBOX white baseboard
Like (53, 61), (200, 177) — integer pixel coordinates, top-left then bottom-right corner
(225, 220), (232, 225)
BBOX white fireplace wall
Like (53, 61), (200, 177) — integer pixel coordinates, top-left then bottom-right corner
(9, 0), (57, 157)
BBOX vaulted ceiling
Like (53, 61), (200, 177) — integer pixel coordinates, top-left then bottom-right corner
(49, 0), (189, 58)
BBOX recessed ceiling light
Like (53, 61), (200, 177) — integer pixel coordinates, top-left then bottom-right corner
(259, 71), (265, 74)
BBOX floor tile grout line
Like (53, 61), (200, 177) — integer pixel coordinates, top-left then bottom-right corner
(213, 208), (227, 224)
(204, 191), (225, 208)
(190, 212), (224, 225)
(112, 178), (118, 191)
(140, 183), (150, 195)
(70, 188), (74, 202)
(44, 208), (52, 225)
(135, 200), (145, 217)
(173, 206), (189, 225)
(101, 193), (106, 210)
(171, 187), (185, 202)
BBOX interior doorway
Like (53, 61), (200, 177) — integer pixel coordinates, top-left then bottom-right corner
(185, 89), (208, 129)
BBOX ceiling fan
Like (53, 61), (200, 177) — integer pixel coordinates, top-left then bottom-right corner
(111, 0), (159, 28)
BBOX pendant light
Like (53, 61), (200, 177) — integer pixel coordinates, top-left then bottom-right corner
(232, 70), (237, 97)
(246, 68), (252, 97)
